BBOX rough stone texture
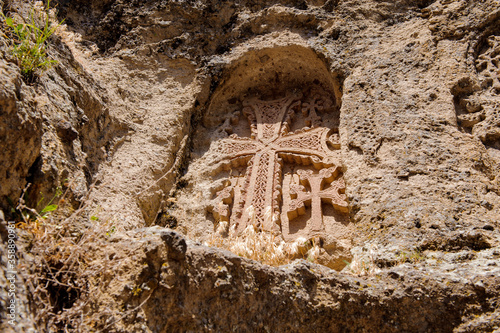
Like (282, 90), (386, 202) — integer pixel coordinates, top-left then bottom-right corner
(54, 15), (201, 229)
(63, 228), (500, 332)
(0, 2), (125, 330)
(0, 2), (124, 212)
(0, 0), (499, 331)
(0, 44), (42, 211)
(0, 213), (35, 333)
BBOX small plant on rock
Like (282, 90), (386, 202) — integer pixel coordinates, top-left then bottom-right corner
(0, 0), (63, 81)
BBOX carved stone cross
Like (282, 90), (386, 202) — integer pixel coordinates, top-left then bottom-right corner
(208, 92), (347, 237)
(286, 167), (348, 237)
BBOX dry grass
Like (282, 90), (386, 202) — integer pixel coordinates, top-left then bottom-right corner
(343, 243), (382, 276)
(15, 197), (323, 331)
(13, 184), (126, 332)
(204, 205), (321, 266)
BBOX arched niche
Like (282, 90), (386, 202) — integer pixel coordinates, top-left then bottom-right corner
(173, 45), (351, 270)
(203, 45), (343, 128)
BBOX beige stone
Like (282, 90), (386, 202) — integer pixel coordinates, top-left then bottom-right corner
(1, 0), (500, 331)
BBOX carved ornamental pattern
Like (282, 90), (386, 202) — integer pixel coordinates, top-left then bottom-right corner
(207, 91), (348, 240)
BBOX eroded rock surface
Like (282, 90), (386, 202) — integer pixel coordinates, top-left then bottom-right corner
(0, 0), (499, 331)
(61, 228), (500, 332)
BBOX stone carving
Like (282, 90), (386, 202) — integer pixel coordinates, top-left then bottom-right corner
(285, 167), (348, 237)
(207, 91), (347, 239)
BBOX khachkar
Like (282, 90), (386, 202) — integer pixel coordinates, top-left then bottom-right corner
(208, 91), (348, 240)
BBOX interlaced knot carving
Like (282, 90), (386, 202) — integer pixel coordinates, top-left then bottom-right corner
(207, 91), (347, 238)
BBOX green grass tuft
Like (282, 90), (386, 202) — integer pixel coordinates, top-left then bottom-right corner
(1, 0), (63, 82)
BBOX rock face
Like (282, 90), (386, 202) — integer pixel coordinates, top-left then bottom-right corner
(0, 3), (123, 212)
(0, 0), (499, 331)
(69, 227), (500, 332)
(0, 59), (42, 212)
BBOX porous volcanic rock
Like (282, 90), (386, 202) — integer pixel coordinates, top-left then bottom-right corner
(0, 0), (499, 331)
